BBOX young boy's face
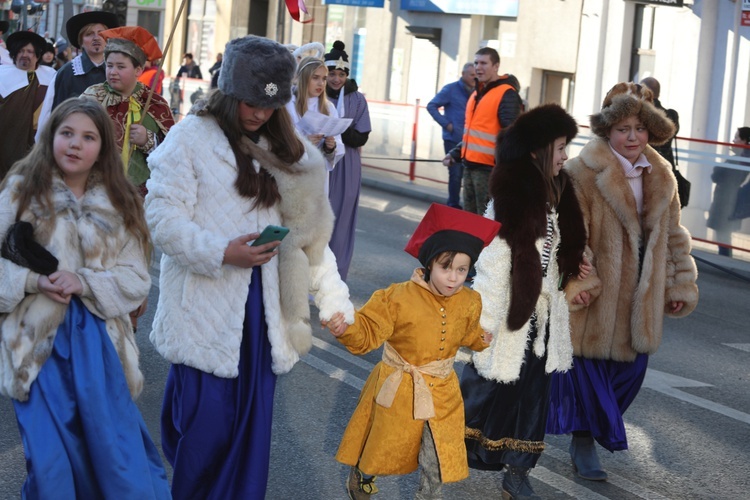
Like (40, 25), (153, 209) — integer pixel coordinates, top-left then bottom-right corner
(428, 252), (471, 297)
(106, 52), (143, 97)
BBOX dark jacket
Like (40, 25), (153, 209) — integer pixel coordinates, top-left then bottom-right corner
(651, 98), (679, 167)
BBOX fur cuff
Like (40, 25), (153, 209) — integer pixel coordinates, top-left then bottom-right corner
(664, 282), (699, 317)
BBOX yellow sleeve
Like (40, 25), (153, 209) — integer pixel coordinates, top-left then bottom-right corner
(336, 287), (396, 355)
(461, 293), (489, 352)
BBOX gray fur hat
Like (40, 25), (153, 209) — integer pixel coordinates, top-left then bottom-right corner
(219, 35), (296, 108)
(590, 82), (675, 146)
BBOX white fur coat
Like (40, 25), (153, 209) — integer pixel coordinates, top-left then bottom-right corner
(0, 173), (150, 401)
(469, 203), (573, 383)
(145, 113), (354, 378)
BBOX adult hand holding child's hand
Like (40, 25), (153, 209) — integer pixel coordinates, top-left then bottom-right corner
(322, 312), (348, 337)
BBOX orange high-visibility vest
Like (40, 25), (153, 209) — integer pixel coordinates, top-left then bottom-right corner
(461, 82), (514, 166)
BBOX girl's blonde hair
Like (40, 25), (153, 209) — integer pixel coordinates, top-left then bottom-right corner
(3, 97), (151, 257)
(294, 56), (330, 119)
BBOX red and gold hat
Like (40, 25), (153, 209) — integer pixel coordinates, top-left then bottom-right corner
(101, 26), (162, 67)
(404, 204), (501, 267)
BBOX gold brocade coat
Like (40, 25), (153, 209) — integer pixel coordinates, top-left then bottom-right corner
(335, 270), (488, 483)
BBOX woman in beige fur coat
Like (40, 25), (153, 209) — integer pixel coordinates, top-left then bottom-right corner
(546, 82), (699, 481)
(145, 36), (354, 499)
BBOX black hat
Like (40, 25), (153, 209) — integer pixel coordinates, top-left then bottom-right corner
(324, 40), (350, 75)
(0, 21), (9, 33)
(6, 31), (47, 55)
(66, 11), (119, 49)
(497, 104), (578, 163)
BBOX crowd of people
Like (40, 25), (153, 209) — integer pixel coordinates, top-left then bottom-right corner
(4, 10), (750, 500)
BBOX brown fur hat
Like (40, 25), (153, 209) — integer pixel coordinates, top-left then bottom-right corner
(590, 82), (675, 146)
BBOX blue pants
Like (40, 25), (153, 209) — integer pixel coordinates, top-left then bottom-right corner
(444, 140), (463, 209)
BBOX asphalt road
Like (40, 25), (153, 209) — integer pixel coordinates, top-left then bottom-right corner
(0, 185), (748, 499)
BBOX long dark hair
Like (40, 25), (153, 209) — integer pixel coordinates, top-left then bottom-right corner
(4, 97), (150, 257)
(529, 142), (567, 208)
(206, 89), (306, 208)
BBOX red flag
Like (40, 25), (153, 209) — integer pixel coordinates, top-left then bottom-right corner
(285, 0), (313, 23)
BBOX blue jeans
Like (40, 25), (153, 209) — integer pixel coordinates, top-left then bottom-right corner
(444, 140), (463, 209)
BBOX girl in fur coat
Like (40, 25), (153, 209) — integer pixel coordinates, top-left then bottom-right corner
(459, 104), (588, 500)
(0, 97), (170, 499)
(546, 82), (699, 482)
(145, 36), (354, 499)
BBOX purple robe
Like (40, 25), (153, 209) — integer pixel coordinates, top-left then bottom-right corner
(327, 83), (371, 280)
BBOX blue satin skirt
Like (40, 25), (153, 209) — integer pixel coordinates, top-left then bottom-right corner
(546, 354), (648, 452)
(161, 266), (277, 499)
(12, 297), (171, 500)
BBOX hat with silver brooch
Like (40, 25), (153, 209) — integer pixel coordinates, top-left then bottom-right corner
(219, 35), (296, 109)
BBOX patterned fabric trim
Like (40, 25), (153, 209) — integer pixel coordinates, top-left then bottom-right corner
(72, 55), (84, 76)
(465, 426), (545, 454)
(541, 211), (555, 276)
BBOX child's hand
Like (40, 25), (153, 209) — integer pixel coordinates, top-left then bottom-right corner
(668, 301), (684, 314)
(577, 255), (592, 280)
(38, 275), (70, 304)
(222, 233), (280, 268)
(307, 133), (324, 144)
(321, 312), (348, 337)
(481, 331), (493, 345)
(324, 136), (336, 151)
(129, 124), (149, 147)
(49, 270), (83, 297)
(572, 290), (591, 306)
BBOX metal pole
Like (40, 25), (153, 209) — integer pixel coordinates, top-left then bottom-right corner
(722, 0), (742, 144)
(409, 98), (420, 182)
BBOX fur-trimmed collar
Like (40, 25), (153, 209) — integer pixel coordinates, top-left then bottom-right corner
(574, 137), (676, 239)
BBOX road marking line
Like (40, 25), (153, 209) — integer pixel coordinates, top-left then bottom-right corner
(643, 369), (750, 425)
(311, 337), (375, 372)
(302, 354), (364, 391)
(358, 194), (390, 212)
(723, 343), (750, 353)
(543, 447), (669, 500)
(532, 466), (610, 500)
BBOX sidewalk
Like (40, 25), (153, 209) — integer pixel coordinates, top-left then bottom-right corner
(361, 166), (750, 279)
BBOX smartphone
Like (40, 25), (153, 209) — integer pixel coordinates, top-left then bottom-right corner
(250, 225), (289, 252)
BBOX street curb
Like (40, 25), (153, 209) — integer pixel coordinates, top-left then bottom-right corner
(361, 175), (445, 205)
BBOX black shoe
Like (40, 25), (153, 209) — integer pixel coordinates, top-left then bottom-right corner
(501, 466), (540, 500)
(569, 435), (608, 481)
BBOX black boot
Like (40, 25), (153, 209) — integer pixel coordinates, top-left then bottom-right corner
(501, 466), (540, 500)
(569, 434), (608, 481)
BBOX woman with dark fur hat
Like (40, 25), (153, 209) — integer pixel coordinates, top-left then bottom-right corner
(546, 82), (699, 481)
(459, 104), (588, 499)
(145, 35), (354, 499)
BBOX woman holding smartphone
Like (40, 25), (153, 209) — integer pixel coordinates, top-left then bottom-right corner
(144, 36), (354, 499)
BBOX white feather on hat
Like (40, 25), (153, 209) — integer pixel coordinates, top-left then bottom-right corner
(292, 42), (324, 60)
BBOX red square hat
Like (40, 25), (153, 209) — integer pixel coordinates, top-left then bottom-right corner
(404, 204), (501, 267)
